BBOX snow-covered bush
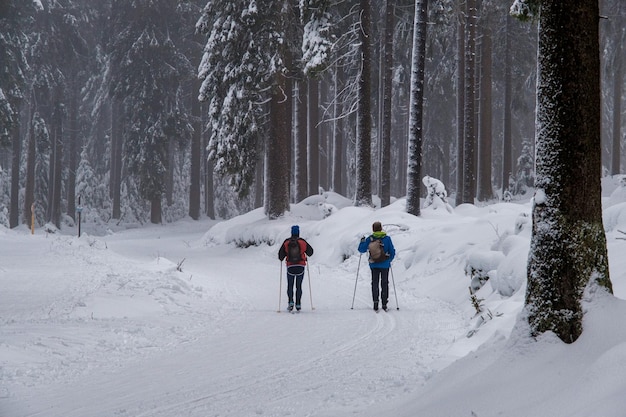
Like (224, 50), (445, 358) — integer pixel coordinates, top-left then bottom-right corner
(490, 235), (529, 296)
(465, 250), (505, 293)
(422, 175), (453, 212)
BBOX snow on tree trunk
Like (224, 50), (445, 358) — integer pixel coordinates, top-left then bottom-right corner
(354, 0), (373, 207)
(406, 0), (428, 216)
(526, 0), (612, 343)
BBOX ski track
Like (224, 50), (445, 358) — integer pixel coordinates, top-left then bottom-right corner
(0, 227), (468, 417)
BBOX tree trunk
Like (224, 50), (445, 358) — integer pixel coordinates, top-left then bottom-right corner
(308, 78), (320, 197)
(526, 0), (612, 343)
(502, 14), (513, 196)
(67, 85), (79, 221)
(111, 99), (122, 219)
(165, 137), (175, 206)
(295, 78), (308, 202)
(189, 80), (201, 220)
(455, 2), (465, 207)
(611, 29), (623, 175)
(50, 99), (63, 229)
(355, 0), (373, 207)
(24, 100), (36, 229)
(406, 0), (428, 216)
(265, 69), (292, 219)
(380, 0), (394, 208)
(9, 105), (20, 228)
(477, 24), (494, 202)
(461, 0), (477, 204)
(150, 196), (162, 224)
(331, 64), (343, 194)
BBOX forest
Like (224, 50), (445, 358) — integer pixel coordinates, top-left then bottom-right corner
(0, 0), (624, 229)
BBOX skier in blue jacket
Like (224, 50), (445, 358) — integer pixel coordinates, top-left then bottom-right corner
(358, 221), (396, 311)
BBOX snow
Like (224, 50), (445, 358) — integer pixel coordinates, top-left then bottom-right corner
(2, 189), (626, 417)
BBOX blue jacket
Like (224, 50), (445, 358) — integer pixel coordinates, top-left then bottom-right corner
(358, 232), (395, 269)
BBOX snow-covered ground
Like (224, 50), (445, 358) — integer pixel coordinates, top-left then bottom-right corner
(2, 181), (626, 417)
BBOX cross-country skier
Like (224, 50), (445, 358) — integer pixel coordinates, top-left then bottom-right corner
(278, 225), (314, 312)
(358, 221), (395, 311)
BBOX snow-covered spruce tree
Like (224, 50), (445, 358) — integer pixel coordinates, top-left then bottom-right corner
(110, 0), (193, 224)
(198, 0), (298, 219)
(512, 0), (613, 343)
(300, 0), (332, 77)
(406, 0), (429, 216)
(197, 0), (265, 200)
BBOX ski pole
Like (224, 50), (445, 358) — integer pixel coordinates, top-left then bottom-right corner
(306, 262), (315, 310)
(390, 264), (399, 310)
(351, 252), (363, 309)
(277, 261), (283, 313)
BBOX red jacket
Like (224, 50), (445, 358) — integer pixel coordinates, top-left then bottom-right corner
(278, 237), (314, 266)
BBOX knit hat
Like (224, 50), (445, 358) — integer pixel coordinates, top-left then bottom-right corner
(291, 225), (300, 236)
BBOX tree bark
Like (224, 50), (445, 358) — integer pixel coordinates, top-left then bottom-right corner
(67, 84), (79, 221)
(24, 100), (36, 229)
(461, 0), (477, 205)
(406, 0), (428, 216)
(9, 105), (20, 228)
(331, 64), (343, 195)
(111, 99), (122, 220)
(189, 80), (201, 220)
(380, 0), (394, 208)
(295, 78), (308, 202)
(502, 14), (513, 196)
(307, 78), (320, 197)
(526, 0), (612, 343)
(477, 24), (494, 202)
(150, 196), (162, 224)
(265, 59), (292, 219)
(455, 1), (465, 207)
(611, 29), (623, 175)
(355, 0), (373, 207)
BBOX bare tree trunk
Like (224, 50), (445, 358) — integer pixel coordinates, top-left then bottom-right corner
(9, 104), (20, 228)
(50, 96), (63, 229)
(308, 78), (320, 197)
(189, 80), (202, 220)
(331, 64), (343, 194)
(611, 29), (623, 175)
(295, 79), (307, 202)
(165, 137), (175, 206)
(462, 0), (477, 204)
(526, 0), (612, 343)
(380, 0), (394, 208)
(477, 24), (494, 202)
(24, 99), (36, 229)
(502, 14), (513, 196)
(455, 1), (465, 207)
(150, 197), (162, 224)
(265, 27), (293, 220)
(111, 99), (122, 219)
(67, 85), (79, 221)
(355, 0), (373, 207)
(406, 0), (428, 215)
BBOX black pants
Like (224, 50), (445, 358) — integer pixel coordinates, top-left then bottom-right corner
(371, 268), (389, 306)
(287, 265), (305, 305)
